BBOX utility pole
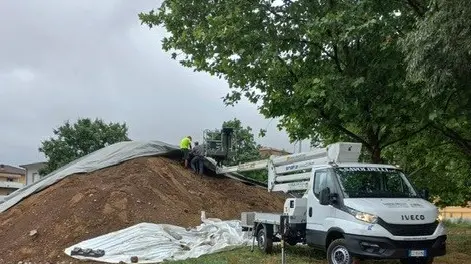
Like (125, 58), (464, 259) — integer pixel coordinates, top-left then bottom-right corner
(298, 140), (302, 153)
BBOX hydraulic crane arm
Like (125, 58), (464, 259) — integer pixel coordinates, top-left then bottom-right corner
(215, 142), (363, 193)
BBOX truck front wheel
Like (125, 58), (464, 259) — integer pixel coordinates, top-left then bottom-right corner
(327, 238), (353, 264)
(257, 227), (273, 254)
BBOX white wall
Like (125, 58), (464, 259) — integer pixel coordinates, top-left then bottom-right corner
(23, 163), (46, 185)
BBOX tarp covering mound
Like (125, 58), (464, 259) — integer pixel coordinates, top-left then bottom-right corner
(0, 140), (287, 263)
(64, 218), (251, 263)
(0, 140), (266, 211)
(0, 140), (181, 212)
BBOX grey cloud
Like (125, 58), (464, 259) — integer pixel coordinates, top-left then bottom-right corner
(0, 0), (307, 166)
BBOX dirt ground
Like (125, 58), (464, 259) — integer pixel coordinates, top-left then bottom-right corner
(0, 156), (287, 263)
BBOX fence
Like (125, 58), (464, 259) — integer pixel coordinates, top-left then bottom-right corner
(439, 206), (471, 221)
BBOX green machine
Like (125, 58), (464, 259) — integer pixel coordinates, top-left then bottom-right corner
(202, 127), (237, 166)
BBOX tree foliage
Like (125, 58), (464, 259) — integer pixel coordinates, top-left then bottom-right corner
(139, 0), (429, 164)
(396, 0), (471, 206)
(139, 0), (471, 206)
(403, 0), (471, 158)
(221, 118), (267, 182)
(39, 118), (130, 175)
(383, 133), (471, 208)
(223, 118), (261, 165)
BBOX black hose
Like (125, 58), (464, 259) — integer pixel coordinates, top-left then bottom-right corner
(251, 222), (262, 252)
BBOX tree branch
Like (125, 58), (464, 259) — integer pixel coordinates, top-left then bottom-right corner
(332, 44), (344, 73)
(405, 0), (427, 17)
(277, 55), (299, 82)
(382, 122), (432, 148)
(315, 108), (371, 148)
(443, 91), (455, 113)
(395, 26), (404, 36)
(335, 124), (371, 148)
(375, 125), (382, 140)
(280, 38), (345, 71)
(408, 165), (428, 177)
(432, 123), (471, 157)
(259, 3), (305, 23)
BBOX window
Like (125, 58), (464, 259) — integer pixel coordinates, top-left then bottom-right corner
(313, 169), (336, 199)
(32, 172), (40, 183)
(335, 167), (417, 198)
(385, 173), (404, 193)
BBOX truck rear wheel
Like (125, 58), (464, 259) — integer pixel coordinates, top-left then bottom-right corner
(400, 257), (434, 264)
(327, 238), (353, 264)
(286, 238), (298, 246)
(257, 226), (273, 254)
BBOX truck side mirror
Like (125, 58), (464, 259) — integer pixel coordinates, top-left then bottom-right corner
(330, 193), (338, 204)
(420, 188), (429, 200)
(319, 187), (331, 205)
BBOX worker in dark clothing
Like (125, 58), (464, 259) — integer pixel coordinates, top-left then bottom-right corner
(190, 141), (205, 175)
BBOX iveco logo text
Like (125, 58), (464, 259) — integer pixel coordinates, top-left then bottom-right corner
(401, 214), (425, 220)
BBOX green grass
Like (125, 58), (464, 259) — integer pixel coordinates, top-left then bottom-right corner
(443, 218), (471, 229)
(168, 224), (471, 264)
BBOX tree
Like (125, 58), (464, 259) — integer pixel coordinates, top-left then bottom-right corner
(221, 118), (267, 182)
(383, 131), (471, 207)
(39, 118), (130, 175)
(394, 0), (471, 206)
(139, 0), (429, 163)
(402, 0), (471, 158)
(223, 118), (261, 165)
(139, 0), (471, 205)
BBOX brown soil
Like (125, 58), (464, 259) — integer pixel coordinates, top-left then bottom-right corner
(0, 156), (287, 264)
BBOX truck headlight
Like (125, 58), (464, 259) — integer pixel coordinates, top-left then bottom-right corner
(347, 207), (378, 224)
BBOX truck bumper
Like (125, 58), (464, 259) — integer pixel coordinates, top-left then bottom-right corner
(344, 234), (447, 259)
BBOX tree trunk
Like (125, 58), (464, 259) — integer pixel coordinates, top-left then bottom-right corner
(370, 145), (383, 164)
(366, 124), (383, 164)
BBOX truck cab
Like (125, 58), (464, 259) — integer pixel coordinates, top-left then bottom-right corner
(302, 163), (446, 264)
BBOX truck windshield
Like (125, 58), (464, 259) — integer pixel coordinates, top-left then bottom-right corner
(334, 167), (418, 198)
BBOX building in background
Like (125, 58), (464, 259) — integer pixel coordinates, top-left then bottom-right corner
(258, 147), (291, 158)
(0, 164), (26, 199)
(19, 161), (47, 185)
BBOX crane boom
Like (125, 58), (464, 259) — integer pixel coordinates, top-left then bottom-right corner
(215, 142), (362, 193)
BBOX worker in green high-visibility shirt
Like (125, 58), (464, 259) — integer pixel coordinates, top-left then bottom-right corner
(180, 136), (192, 168)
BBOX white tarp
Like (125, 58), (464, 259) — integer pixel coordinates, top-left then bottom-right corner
(0, 140), (182, 212)
(64, 218), (251, 263)
(0, 139), (264, 210)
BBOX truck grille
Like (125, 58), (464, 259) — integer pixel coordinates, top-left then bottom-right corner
(377, 218), (439, 236)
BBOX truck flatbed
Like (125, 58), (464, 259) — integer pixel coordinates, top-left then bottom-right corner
(241, 212), (282, 228)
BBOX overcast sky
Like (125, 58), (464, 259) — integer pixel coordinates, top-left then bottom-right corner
(0, 0), (310, 166)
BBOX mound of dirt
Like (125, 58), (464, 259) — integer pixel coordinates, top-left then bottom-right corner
(0, 156), (287, 263)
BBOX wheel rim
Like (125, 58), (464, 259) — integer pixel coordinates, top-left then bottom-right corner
(331, 245), (351, 264)
(258, 232), (265, 250)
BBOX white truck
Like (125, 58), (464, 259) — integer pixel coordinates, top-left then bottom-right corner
(215, 142), (447, 264)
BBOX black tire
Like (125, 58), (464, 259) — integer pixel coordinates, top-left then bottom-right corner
(400, 257), (434, 264)
(257, 227), (273, 254)
(327, 238), (353, 264)
(286, 238), (298, 246)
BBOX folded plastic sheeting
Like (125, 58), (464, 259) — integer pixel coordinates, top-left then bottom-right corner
(64, 219), (251, 263)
